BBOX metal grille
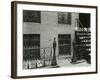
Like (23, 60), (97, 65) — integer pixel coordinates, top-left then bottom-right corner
(58, 34), (71, 55)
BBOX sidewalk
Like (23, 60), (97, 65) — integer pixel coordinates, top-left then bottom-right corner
(23, 56), (90, 69)
(57, 57), (90, 68)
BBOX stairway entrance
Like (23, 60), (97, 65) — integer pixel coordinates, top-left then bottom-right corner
(74, 28), (91, 63)
(72, 13), (91, 64)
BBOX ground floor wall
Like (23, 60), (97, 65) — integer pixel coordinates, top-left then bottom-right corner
(23, 24), (76, 59)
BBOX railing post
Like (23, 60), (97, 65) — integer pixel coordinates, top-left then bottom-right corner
(43, 49), (45, 67)
(27, 62), (30, 69)
(71, 41), (77, 63)
(36, 60), (37, 68)
(51, 37), (59, 67)
(71, 32), (77, 63)
(51, 47), (57, 66)
(49, 48), (52, 65)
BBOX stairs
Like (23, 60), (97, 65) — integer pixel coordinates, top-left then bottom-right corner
(75, 28), (91, 64)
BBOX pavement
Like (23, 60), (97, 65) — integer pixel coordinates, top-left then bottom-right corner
(23, 56), (90, 69)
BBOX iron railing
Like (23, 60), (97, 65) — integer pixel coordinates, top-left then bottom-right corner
(23, 44), (72, 69)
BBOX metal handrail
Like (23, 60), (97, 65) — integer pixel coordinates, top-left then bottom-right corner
(75, 19), (90, 31)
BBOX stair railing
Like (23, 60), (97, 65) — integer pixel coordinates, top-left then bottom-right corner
(71, 18), (91, 64)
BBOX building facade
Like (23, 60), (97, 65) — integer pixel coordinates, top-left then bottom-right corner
(23, 11), (79, 61)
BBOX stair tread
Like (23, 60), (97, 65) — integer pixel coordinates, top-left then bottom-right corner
(76, 42), (91, 44)
(76, 31), (90, 32)
(78, 38), (90, 40)
(76, 35), (90, 37)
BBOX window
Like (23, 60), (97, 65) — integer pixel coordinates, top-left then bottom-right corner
(58, 12), (71, 24)
(23, 10), (41, 23)
(58, 34), (71, 55)
(23, 34), (40, 61)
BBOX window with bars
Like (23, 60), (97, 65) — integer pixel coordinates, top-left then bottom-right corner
(23, 34), (40, 61)
(58, 12), (71, 24)
(23, 10), (41, 23)
(58, 34), (71, 55)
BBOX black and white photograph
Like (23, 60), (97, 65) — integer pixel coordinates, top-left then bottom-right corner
(23, 11), (91, 69)
(11, 1), (97, 78)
